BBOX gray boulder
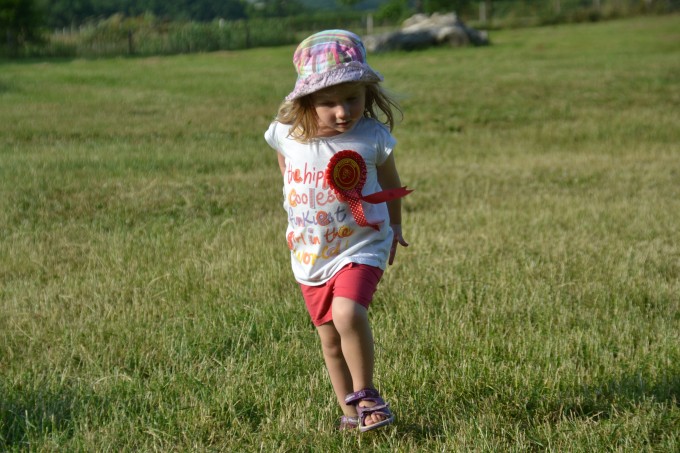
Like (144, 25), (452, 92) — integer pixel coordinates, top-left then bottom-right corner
(364, 12), (489, 52)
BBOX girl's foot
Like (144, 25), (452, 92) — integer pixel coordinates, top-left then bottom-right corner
(359, 400), (387, 426)
(338, 402), (384, 430)
(345, 388), (395, 432)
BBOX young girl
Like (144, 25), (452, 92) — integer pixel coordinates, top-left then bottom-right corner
(264, 29), (411, 432)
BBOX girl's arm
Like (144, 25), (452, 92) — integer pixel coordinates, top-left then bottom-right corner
(377, 153), (409, 265)
(277, 152), (286, 177)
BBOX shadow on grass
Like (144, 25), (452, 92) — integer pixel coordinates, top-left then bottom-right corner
(527, 371), (680, 423)
(0, 380), (88, 449)
(0, 57), (78, 66)
(396, 421), (444, 439)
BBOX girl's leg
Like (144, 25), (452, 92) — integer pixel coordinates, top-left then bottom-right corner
(316, 322), (357, 417)
(331, 297), (385, 427)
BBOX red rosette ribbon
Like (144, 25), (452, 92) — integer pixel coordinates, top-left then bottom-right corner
(325, 150), (413, 230)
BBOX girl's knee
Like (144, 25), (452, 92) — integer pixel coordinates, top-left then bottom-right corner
(332, 298), (368, 332)
(317, 324), (342, 354)
(321, 340), (343, 360)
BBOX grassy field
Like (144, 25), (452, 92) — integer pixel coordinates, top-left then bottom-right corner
(1, 14), (679, 452)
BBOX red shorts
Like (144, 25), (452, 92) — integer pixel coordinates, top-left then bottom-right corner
(299, 263), (384, 326)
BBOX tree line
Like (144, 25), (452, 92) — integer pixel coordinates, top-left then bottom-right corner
(2, 0), (675, 57)
(0, 0), (474, 55)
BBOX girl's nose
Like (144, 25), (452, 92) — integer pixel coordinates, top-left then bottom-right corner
(336, 103), (350, 119)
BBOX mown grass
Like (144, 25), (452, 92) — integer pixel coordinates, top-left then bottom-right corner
(1, 15), (679, 452)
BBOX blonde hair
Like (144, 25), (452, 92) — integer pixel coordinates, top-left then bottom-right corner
(276, 83), (402, 142)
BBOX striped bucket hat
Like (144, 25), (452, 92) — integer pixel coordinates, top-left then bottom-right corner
(286, 30), (383, 101)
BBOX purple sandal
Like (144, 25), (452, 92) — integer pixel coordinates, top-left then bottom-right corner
(344, 388), (395, 432)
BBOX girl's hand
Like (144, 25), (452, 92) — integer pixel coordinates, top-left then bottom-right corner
(389, 224), (409, 265)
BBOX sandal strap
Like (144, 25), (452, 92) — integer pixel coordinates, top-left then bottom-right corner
(344, 388), (381, 405)
(358, 405), (390, 424)
(337, 415), (359, 431)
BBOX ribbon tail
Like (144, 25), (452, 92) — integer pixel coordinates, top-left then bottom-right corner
(362, 187), (413, 204)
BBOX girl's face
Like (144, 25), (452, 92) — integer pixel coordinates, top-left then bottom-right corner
(310, 83), (366, 137)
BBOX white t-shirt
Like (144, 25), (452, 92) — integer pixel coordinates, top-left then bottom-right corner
(264, 117), (396, 286)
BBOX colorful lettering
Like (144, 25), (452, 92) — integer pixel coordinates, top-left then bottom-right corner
(287, 162), (326, 188)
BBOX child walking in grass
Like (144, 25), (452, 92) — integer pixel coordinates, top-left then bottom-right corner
(264, 30), (412, 432)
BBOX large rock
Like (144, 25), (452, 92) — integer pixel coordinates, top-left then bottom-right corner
(364, 12), (489, 52)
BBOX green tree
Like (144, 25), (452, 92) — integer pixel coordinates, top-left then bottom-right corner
(45, 0), (95, 28)
(1, 0), (44, 55)
(375, 0), (411, 23)
(42, 0), (248, 28)
(246, 0), (306, 18)
(424, 0), (473, 15)
(336, 0), (361, 6)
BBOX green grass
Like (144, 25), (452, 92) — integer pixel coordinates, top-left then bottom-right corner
(1, 15), (679, 451)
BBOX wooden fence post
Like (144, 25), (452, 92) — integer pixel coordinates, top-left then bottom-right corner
(480, 1), (493, 25)
(128, 30), (134, 55)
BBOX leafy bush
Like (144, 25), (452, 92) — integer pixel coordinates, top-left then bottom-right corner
(0, 0), (45, 56)
(33, 12), (368, 58)
(375, 0), (412, 24)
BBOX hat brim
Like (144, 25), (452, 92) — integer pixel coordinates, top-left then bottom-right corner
(286, 62), (383, 101)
